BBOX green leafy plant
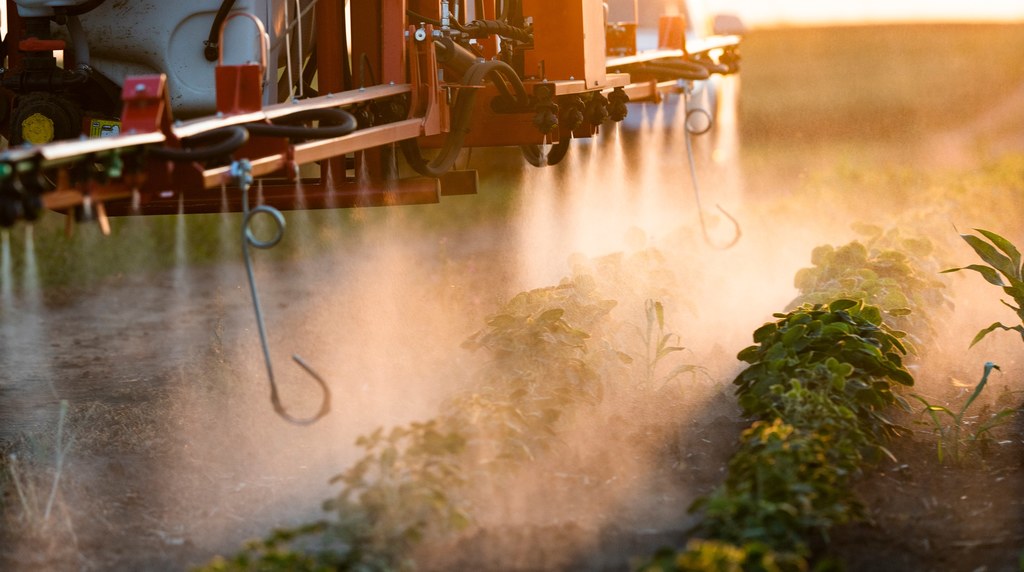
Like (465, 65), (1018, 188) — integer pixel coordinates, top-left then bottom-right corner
(199, 522), (337, 572)
(911, 362), (1017, 464)
(199, 249), (708, 571)
(196, 420), (470, 572)
(638, 539), (808, 572)
(456, 278), (615, 464)
(734, 299), (913, 440)
(943, 228), (1024, 346)
(322, 420), (470, 568)
(791, 225), (951, 349)
(692, 381), (873, 552)
(4, 400), (75, 535)
(653, 297), (916, 570)
(630, 299), (704, 391)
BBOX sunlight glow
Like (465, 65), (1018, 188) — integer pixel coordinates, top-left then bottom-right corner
(704, 0), (1024, 27)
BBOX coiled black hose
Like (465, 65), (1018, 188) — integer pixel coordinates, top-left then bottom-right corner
(245, 108), (358, 140)
(147, 126), (249, 162)
(401, 59), (528, 178)
(639, 61), (711, 81)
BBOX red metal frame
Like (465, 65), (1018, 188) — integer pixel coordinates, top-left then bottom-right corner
(0, 0), (740, 221)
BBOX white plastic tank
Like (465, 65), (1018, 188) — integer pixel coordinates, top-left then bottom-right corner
(14, 0), (309, 117)
(14, 0), (93, 18)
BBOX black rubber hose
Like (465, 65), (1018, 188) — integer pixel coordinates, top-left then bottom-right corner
(245, 108), (358, 140)
(434, 38), (527, 108)
(460, 19), (531, 43)
(401, 59), (525, 177)
(639, 61), (710, 81)
(204, 0), (238, 62)
(148, 126), (249, 162)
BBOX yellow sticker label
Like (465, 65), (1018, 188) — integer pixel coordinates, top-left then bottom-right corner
(89, 119), (121, 138)
(22, 113), (54, 144)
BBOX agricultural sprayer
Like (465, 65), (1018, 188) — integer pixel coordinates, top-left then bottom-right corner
(0, 0), (742, 422)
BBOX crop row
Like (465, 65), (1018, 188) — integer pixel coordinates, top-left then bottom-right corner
(196, 228), (1021, 571)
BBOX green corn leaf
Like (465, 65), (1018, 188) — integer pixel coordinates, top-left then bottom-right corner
(657, 345), (686, 360)
(999, 298), (1022, 313)
(875, 444), (898, 463)
(975, 229), (1022, 280)
(960, 232), (1017, 280)
(959, 362), (1000, 415)
(969, 322), (1017, 347)
(972, 407), (1018, 437)
(911, 394), (953, 425)
(659, 364), (702, 385)
(942, 264), (1006, 286)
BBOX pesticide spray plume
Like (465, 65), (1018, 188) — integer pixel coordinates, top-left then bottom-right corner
(4, 57), (1024, 568)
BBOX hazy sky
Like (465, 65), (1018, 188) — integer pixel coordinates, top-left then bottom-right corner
(703, 0), (1024, 26)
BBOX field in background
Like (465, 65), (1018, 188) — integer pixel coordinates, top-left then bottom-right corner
(740, 24), (1024, 143)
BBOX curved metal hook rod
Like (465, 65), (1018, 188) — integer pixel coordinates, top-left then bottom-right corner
(232, 159), (332, 425)
(682, 88), (742, 250)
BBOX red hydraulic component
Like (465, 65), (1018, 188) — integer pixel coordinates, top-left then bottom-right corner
(17, 37), (65, 52)
(214, 12), (267, 115)
(120, 75), (173, 135)
(658, 15), (688, 52)
(606, 22), (637, 57)
(522, 0), (608, 87)
(0, 0), (743, 225)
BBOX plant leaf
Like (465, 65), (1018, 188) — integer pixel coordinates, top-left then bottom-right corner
(975, 229), (1022, 280)
(969, 322), (1017, 347)
(942, 264), (1006, 286)
(960, 232), (1017, 280)
(828, 299), (859, 312)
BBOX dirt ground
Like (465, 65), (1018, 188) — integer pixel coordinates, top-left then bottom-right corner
(4, 24), (1024, 572)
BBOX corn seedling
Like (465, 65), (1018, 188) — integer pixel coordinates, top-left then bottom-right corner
(632, 299), (703, 391)
(911, 362), (1016, 464)
(5, 400), (75, 534)
(943, 229), (1024, 346)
